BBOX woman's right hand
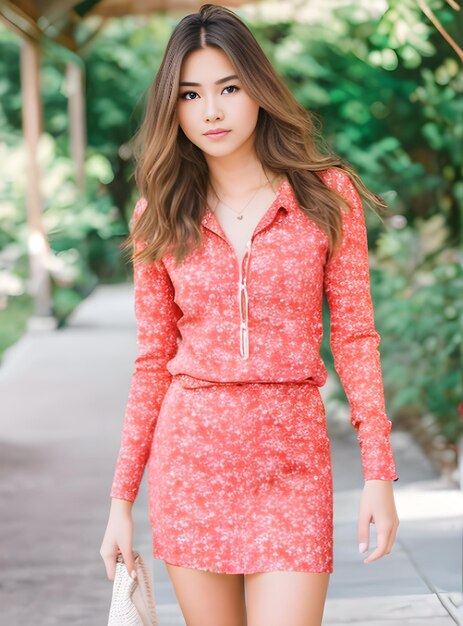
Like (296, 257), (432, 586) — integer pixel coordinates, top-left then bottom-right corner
(100, 498), (136, 581)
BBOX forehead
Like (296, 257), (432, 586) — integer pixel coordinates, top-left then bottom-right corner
(179, 46), (237, 81)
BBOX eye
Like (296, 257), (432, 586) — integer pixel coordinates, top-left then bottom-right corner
(178, 85), (240, 100)
(179, 91), (198, 100)
(223, 85), (240, 94)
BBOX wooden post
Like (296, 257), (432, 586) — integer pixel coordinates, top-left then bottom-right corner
(66, 61), (86, 191)
(20, 36), (53, 320)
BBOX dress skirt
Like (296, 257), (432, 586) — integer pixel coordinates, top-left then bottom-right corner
(148, 374), (334, 575)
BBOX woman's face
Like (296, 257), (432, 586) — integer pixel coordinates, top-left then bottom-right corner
(177, 46), (260, 161)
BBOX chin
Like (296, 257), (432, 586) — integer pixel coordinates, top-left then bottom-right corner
(201, 145), (240, 159)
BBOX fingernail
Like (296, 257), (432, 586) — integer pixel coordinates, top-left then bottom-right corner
(359, 543), (368, 553)
(131, 570), (137, 580)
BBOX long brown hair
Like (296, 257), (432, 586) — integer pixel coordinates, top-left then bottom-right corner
(124, 3), (387, 266)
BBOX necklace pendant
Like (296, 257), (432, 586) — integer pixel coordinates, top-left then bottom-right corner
(237, 215), (244, 220)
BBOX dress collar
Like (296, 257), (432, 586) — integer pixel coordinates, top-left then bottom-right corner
(201, 177), (298, 239)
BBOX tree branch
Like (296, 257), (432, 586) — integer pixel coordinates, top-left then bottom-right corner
(445, 0), (460, 11)
(416, 0), (463, 62)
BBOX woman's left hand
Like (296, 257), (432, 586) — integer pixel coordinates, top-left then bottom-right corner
(358, 479), (400, 564)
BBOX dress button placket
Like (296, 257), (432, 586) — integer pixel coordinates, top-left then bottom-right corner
(239, 240), (252, 360)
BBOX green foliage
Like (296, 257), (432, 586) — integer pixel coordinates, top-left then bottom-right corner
(0, 293), (34, 364)
(0, 133), (132, 337)
(374, 216), (462, 442)
(83, 17), (173, 160)
(0, 28), (21, 132)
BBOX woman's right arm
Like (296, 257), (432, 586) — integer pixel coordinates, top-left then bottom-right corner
(100, 498), (135, 580)
(100, 197), (182, 580)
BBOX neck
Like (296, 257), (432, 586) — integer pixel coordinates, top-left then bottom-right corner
(205, 144), (269, 200)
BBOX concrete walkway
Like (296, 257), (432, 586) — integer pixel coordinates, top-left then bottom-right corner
(0, 283), (461, 626)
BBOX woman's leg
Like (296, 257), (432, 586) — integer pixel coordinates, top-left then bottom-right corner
(245, 571), (330, 626)
(166, 562), (247, 626)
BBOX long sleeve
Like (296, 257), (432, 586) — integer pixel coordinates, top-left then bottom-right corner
(322, 169), (399, 482)
(110, 198), (182, 502)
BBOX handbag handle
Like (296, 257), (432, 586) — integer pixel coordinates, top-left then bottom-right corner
(115, 550), (158, 626)
(134, 552), (158, 625)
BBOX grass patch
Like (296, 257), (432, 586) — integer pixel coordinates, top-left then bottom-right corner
(0, 294), (34, 364)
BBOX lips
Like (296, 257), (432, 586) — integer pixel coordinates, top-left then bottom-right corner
(204, 128), (231, 136)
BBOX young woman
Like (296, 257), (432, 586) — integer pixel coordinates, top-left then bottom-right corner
(100, 4), (400, 625)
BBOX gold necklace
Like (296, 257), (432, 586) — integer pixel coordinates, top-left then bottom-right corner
(210, 171), (274, 221)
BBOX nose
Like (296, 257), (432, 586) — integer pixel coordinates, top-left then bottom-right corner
(203, 97), (223, 123)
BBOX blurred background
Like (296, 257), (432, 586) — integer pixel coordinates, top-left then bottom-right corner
(0, 1), (462, 624)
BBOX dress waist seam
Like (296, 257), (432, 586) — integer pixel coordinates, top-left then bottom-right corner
(171, 373), (320, 390)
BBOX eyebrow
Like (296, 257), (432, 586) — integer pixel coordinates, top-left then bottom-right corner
(179, 74), (239, 87)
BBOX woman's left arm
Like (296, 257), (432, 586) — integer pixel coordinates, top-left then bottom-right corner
(321, 168), (399, 562)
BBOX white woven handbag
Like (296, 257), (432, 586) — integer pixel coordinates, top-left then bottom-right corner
(107, 551), (158, 626)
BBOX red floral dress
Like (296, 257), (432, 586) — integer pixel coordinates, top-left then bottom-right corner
(110, 168), (398, 574)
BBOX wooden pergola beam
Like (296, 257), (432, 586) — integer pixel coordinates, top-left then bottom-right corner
(88, 0), (245, 17)
(0, 0), (82, 49)
(0, 1), (42, 42)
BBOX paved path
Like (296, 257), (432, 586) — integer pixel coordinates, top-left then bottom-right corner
(0, 283), (461, 625)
